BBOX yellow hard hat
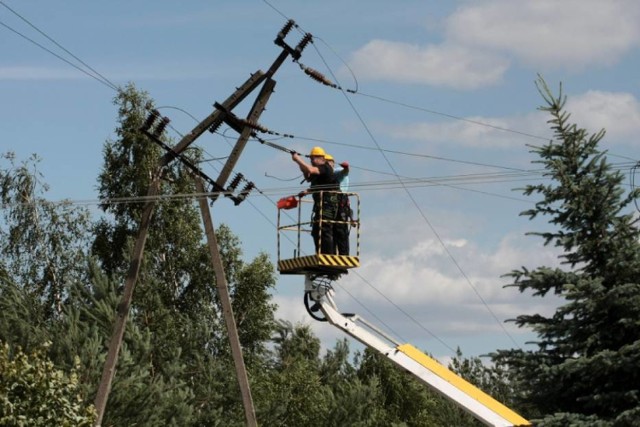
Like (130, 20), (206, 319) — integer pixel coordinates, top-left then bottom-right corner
(309, 146), (326, 157)
(324, 154), (334, 161)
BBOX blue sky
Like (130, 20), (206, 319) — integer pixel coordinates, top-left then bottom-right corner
(2, 0), (640, 361)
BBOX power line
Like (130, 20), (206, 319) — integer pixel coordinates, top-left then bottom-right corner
(355, 91), (551, 142)
(308, 24), (525, 351)
(0, 0), (119, 91)
(0, 19), (116, 91)
(290, 135), (528, 172)
(8, 1), (637, 356)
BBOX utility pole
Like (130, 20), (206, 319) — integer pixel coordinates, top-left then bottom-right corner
(93, 177), (161, 424)
(94, 20), (311, 426)
(195, 178), (256, 426)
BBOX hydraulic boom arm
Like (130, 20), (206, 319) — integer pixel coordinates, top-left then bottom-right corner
(304, 276), (531, 427)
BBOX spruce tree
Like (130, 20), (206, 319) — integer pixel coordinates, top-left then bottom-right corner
(493, 77), (640, 425)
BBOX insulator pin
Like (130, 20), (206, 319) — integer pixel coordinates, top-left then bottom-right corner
(295, 33), (313, 54)
(227, 173), (243, 192)
(208, 118), (223, 134)
(302, 66), (337, 88)
(142, 109), (160, 132)
(153, 116), (171, 137)
(277, 19), (295, 39)
(242, 119), (268, 133)
(233, 182), (255, 205)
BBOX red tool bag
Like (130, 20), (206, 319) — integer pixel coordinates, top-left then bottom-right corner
(277, 195), (298, 210)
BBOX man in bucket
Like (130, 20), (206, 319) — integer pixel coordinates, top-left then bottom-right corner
(292, 147), (339, 254)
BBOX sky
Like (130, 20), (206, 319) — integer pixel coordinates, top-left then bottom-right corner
(2, 0), (640, 363)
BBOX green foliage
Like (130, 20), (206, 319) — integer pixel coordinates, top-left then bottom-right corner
(448, 348), (519, 420)
(2, 82), (526, 426)
(320, 339), (388, 426)
(0, 277), (49, 353)
(255, 321), (328, 426)
(494, 76), (640, 424)
(0, 342), (96, 426)
(231, 252), (278, 362)
(89, 84), (281, 424)
(356, 348), (447, 426)
(0, 152), (91, 318)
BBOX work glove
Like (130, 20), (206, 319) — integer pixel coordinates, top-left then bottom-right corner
(340, 161), (349, 169)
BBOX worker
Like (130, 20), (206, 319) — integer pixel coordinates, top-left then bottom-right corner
(325, 154), (351, 255)
(292, 147), (339, 254)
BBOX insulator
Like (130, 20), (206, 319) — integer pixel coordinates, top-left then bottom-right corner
(303, 66), (336, 88)
(208, 118), (223, 134)
(153, 116), (171, 137)
(240, 181), (255, 195)
(141, 109), (160, 132)
(277, 19), (295, 39)
(227, 173), (243, 192)
(243, 119), (268, 133)
(234, 182), (255, 205)
(295, 33), (313, 53)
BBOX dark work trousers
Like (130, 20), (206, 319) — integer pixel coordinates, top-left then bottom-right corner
(312, 196), (337, 254)
(334, 195), (350, 255)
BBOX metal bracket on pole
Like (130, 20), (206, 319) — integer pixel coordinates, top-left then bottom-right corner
(159, 70), (267, 167)
(213, 78), (277, 197)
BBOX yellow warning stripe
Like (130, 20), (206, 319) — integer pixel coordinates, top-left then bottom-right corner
(278, 255), (360, 271)
(397, 344), (531, 426)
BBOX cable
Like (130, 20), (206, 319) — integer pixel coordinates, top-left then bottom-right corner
(355, 91), (550, 142)
(8, 158), (638, 208)
(630, 162), (640, 214)
(0, 2), (473, 353)
(310, 32), (525, 351)
(0, 1), (119, 91)
(292, 135), (528, 172)
(0, 19), (117, 91)
(15, 0), (634, 355)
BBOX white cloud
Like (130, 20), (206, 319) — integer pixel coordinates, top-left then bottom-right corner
(272, 209), (565, 357)
(566, 91), (640, 144)
(334, 211), (563, 340)
(347, 0), (640, 88)
(375, 88), (640, 149)
(348, 39), (509, 89)
(381, 111), (549, 149)
(447, 0), (640, 69)
(348, 229), (560, 308)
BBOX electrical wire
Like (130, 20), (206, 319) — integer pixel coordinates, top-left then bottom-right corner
(0, 0), (495, 354)
(0, 19), (117, 91)
(354, 91), (551, 142)
(0, 1), (119, 91)
(306, 19), (525, 351)
(8, 0), (638, 356)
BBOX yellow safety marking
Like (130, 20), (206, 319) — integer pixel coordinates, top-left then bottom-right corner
(397, 344), (531, 427)
(278, 255), (360, 272)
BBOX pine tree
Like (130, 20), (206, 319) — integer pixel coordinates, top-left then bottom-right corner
(493, 77), (640, 425)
